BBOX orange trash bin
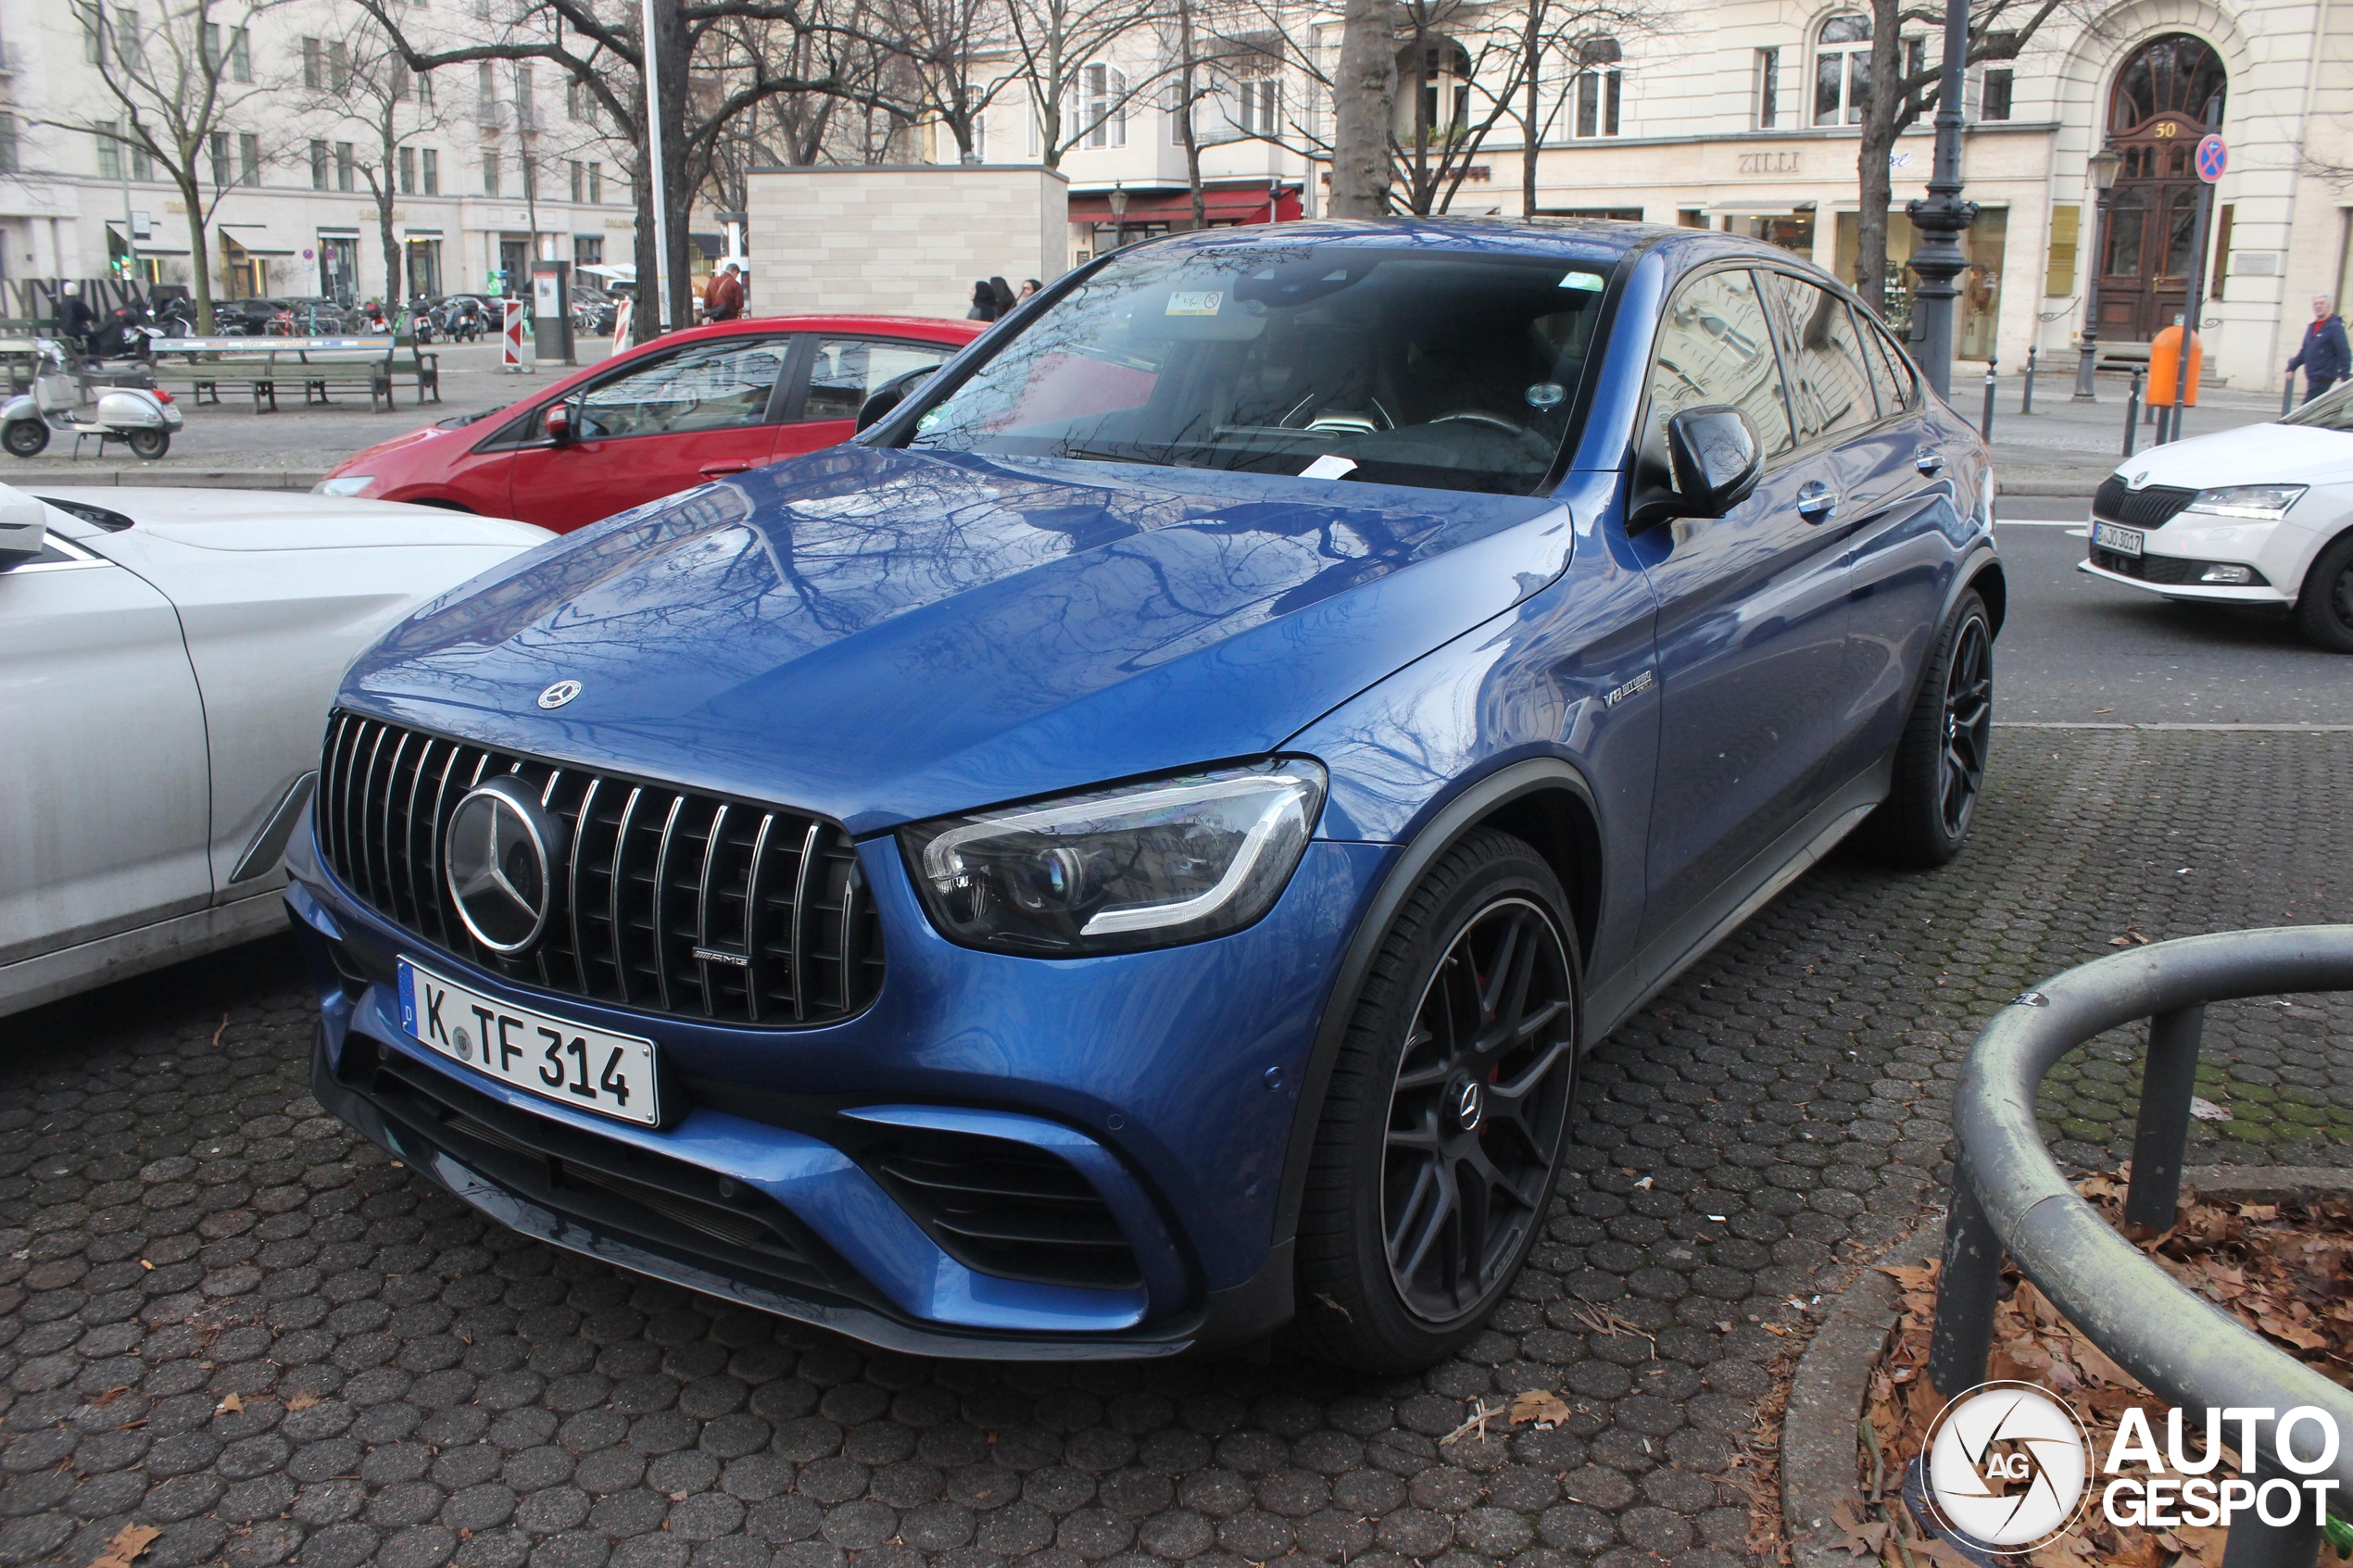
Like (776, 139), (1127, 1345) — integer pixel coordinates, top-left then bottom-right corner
(2145, 323), (2203, 407)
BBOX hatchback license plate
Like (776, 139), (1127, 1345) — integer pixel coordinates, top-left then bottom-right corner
(397, 958), (661, 1126)
(2091, 521), (2144, 558)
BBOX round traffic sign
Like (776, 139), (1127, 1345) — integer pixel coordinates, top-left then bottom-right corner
(2195, 133), (2227, 182)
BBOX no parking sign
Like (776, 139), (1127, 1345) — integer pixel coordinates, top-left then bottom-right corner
(2195, 133), (2226, 183)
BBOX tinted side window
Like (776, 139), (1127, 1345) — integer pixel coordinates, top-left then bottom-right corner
(1758, 272), (1879, 443)
(1862, 320), (1919, 412)
(804, 338), (957, 423)
(1646, 268), (1793, 458)
(576, 337), (790, 440)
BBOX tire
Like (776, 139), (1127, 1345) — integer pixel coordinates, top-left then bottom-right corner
(126, 428), (169, 460)
(1863, 590), (1994, 868)
(1292, 829), (1582, 1373)
(2294, 533), (2353, 654)
(3, 420), (48, 458)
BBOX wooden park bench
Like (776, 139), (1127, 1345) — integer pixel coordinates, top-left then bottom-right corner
(148, 334), (440, 412)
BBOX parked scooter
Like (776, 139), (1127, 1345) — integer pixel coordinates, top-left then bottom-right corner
(1, 339), (182, 459)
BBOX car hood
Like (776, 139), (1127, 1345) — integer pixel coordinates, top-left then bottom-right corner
(328, 420), (476, 477)
(344, 445), (1573, 834)
(36, 487), (548, 553)
(2110, 422), (2353, 489)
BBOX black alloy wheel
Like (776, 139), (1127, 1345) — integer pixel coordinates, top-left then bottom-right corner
(1292, 828), (1582, 1372)
(1382, 895), (1578, 1323)
(1863, 589), (1994, 868)
(1938, 610), (1993, 838)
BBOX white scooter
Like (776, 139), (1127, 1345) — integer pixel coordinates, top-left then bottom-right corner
(2, 337), (182, 460)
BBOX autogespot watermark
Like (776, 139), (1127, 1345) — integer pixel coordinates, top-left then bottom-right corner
(1918, 1381), (2343, 1554)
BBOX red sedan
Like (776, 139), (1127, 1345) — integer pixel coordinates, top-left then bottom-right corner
(317, 315), (983, 533)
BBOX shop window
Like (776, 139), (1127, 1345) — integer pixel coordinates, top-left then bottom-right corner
(1814, 15), (1871, 126)
(1833, 207), (2007, 355)
(2044, 204), (2078, 296)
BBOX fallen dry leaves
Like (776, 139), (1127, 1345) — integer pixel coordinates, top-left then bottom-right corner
(85, 1523), (160, 1568)
(1860, 1179), (2353, 1567)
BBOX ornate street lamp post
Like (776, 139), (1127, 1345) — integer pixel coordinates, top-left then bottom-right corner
(2072, 144), (2123, 400)
(1903, 0), (1977, 398)
(1108, 182), (1130, 251)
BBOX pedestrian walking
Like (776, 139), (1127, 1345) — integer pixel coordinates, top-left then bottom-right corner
(2287, 294), (2349, 405)
(988, 277), (1018, 318)
(966, 280), (998, 321)
(703, 261), (747, 323)
(1018, 279), (1041, 301)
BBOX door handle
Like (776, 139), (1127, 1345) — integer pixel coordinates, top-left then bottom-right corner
(1914, 449), (1945, 476)
(1795, 482), (1839, 521)
(698, 460), (755, 478)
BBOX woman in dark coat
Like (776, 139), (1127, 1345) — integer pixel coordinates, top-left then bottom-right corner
(966, 281), (997, 321)
(988, 277), (1018, 318)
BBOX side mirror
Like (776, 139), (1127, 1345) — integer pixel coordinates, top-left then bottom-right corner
(855, 366), (938, 433)
(543, 401), (575, 445)
(1663, 406), (1762, 519)
(0, 489), (48, 567)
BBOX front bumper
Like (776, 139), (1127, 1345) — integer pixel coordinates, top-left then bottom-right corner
(2076, 510), (2308, 607)
(2076, 555), (2291, 606)
(283, 811), (1392, 1357)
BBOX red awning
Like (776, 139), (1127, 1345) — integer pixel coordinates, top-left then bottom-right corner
(1069, 185), (1302, 225)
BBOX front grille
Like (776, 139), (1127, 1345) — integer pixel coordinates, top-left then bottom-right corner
(351, 1040), (839, 1296)
(317, 710), (884, 1026)
(2092, 476), (2197, 529)
(870, 1126), (1143, 1292)
(2090, 547), (2268, 586)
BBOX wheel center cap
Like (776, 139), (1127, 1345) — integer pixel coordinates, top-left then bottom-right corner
(1451, 1075), (1484, 1133)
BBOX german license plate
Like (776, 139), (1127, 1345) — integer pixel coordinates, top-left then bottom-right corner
(396, 958), (660, 1126)
(2091, 521), (2143, 557)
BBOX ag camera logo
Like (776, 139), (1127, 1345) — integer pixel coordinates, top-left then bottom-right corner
(1921, 1382), (2092, 1552)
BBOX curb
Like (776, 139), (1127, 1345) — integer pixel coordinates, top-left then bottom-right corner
(1780, 1166), (2353, 1567)
(1996, 478), (2102, 497)
(16, 470), (327, 491)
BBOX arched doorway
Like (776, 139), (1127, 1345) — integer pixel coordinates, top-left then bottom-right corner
(2095, 33), (2226, 342)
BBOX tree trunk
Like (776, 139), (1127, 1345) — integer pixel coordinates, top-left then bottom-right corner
(1852, 0), (1904, 320)
(181, 180), (214, 333)
(649, 0), (694, 332)
(631, 150), (661, 342)
(1521, 8), (1541, 218)
(378, 130), (402, 309)
(1176, 0), (1203, 228)
(1329, 0), (1395, 218)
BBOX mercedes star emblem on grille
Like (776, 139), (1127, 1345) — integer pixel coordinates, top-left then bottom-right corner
(444, 777), (568, 954)
(538, 680), (584, 709)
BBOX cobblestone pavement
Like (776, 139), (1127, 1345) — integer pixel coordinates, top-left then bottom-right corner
(4, 730), (2347, 1568)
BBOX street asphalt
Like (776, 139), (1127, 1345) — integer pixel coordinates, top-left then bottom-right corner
(1994, 495), (2353, 725)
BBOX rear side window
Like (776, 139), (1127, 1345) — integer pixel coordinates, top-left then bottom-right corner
(803, 338), (957, 423)
(1758, 272), (1880, 443)
(1861, 319), (1919, 413)
(1646, 268), (1793, 457)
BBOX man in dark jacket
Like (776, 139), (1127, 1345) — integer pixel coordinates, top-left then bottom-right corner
(2288, 295), (2350, 405)
(702, 262), (746, 323)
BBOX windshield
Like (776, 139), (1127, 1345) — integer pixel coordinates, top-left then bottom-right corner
(902, 243), (1617, 496)
(2281, 380), (2353, 433)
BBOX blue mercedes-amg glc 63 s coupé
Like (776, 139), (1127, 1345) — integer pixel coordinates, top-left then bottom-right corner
(287, 220), (2001, 1371)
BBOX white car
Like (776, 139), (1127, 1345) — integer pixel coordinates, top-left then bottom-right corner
(1, 485), (547, 1017)
(2079, 382), (2353, 651)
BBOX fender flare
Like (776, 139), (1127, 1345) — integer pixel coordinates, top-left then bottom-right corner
(1269, 756), (1602, 1254)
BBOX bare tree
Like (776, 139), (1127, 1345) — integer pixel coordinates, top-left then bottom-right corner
(1504, 0), (1670, 218)
(1000, 0), (1174, 170)
(62, 0), (270, 331)
(1852, 0), (2068, 316)
(1327, 0), (1394, 214)
(288, 19), (459, 309)
(861, 0), (1007, 160)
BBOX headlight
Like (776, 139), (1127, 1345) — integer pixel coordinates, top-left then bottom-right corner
(2184, 485), (2305, 521)
(317, 475), (376, 497)
(901, 759), (1327, 956)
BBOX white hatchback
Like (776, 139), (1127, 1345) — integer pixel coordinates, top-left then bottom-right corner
(2078, 382), (2353, 651)
(1, 485), (548, 1017)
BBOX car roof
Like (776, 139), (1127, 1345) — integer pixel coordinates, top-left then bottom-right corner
(636, 314), (985, 349)
(1120, 217), (1838, 281)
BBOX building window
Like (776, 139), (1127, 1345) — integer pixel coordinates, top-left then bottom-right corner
(203, 23), (249, 82)
(1755, 47), (1781, 128)
(1981, 67), (2013, 120)
(330, 40), (350, 91)
(209, 130), (231, 185)
(1079, 62), (1126, 148)
(398, 144), (416, 194)
(477, 61), (497, 123)
(422, 148), (439, 195)
(1678, 207), (1707, 227)
(83, 11), (101, 62)
(587, 161), (601, 203)
(97, 126), (120, 180)
(1573, 38), (1623, 138)
(515, 63), (535, 128)
(1232, 71), (1280, 138)
(335, 142), (354, 192)
(302, 36), (323, 89)
(483, 148), (499, 197)
(1397, 39), (1473, 140)
(570, 159), (584, 202)
(0, 114), (18, 176)
(1814, 14), (1871, 126)
(114, 7), (141, 69)
(415, 69), (433, 107)
(521, 156), (537, 201)
(240, 132), (258, 186)
(2043, 203), (2077, 295)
